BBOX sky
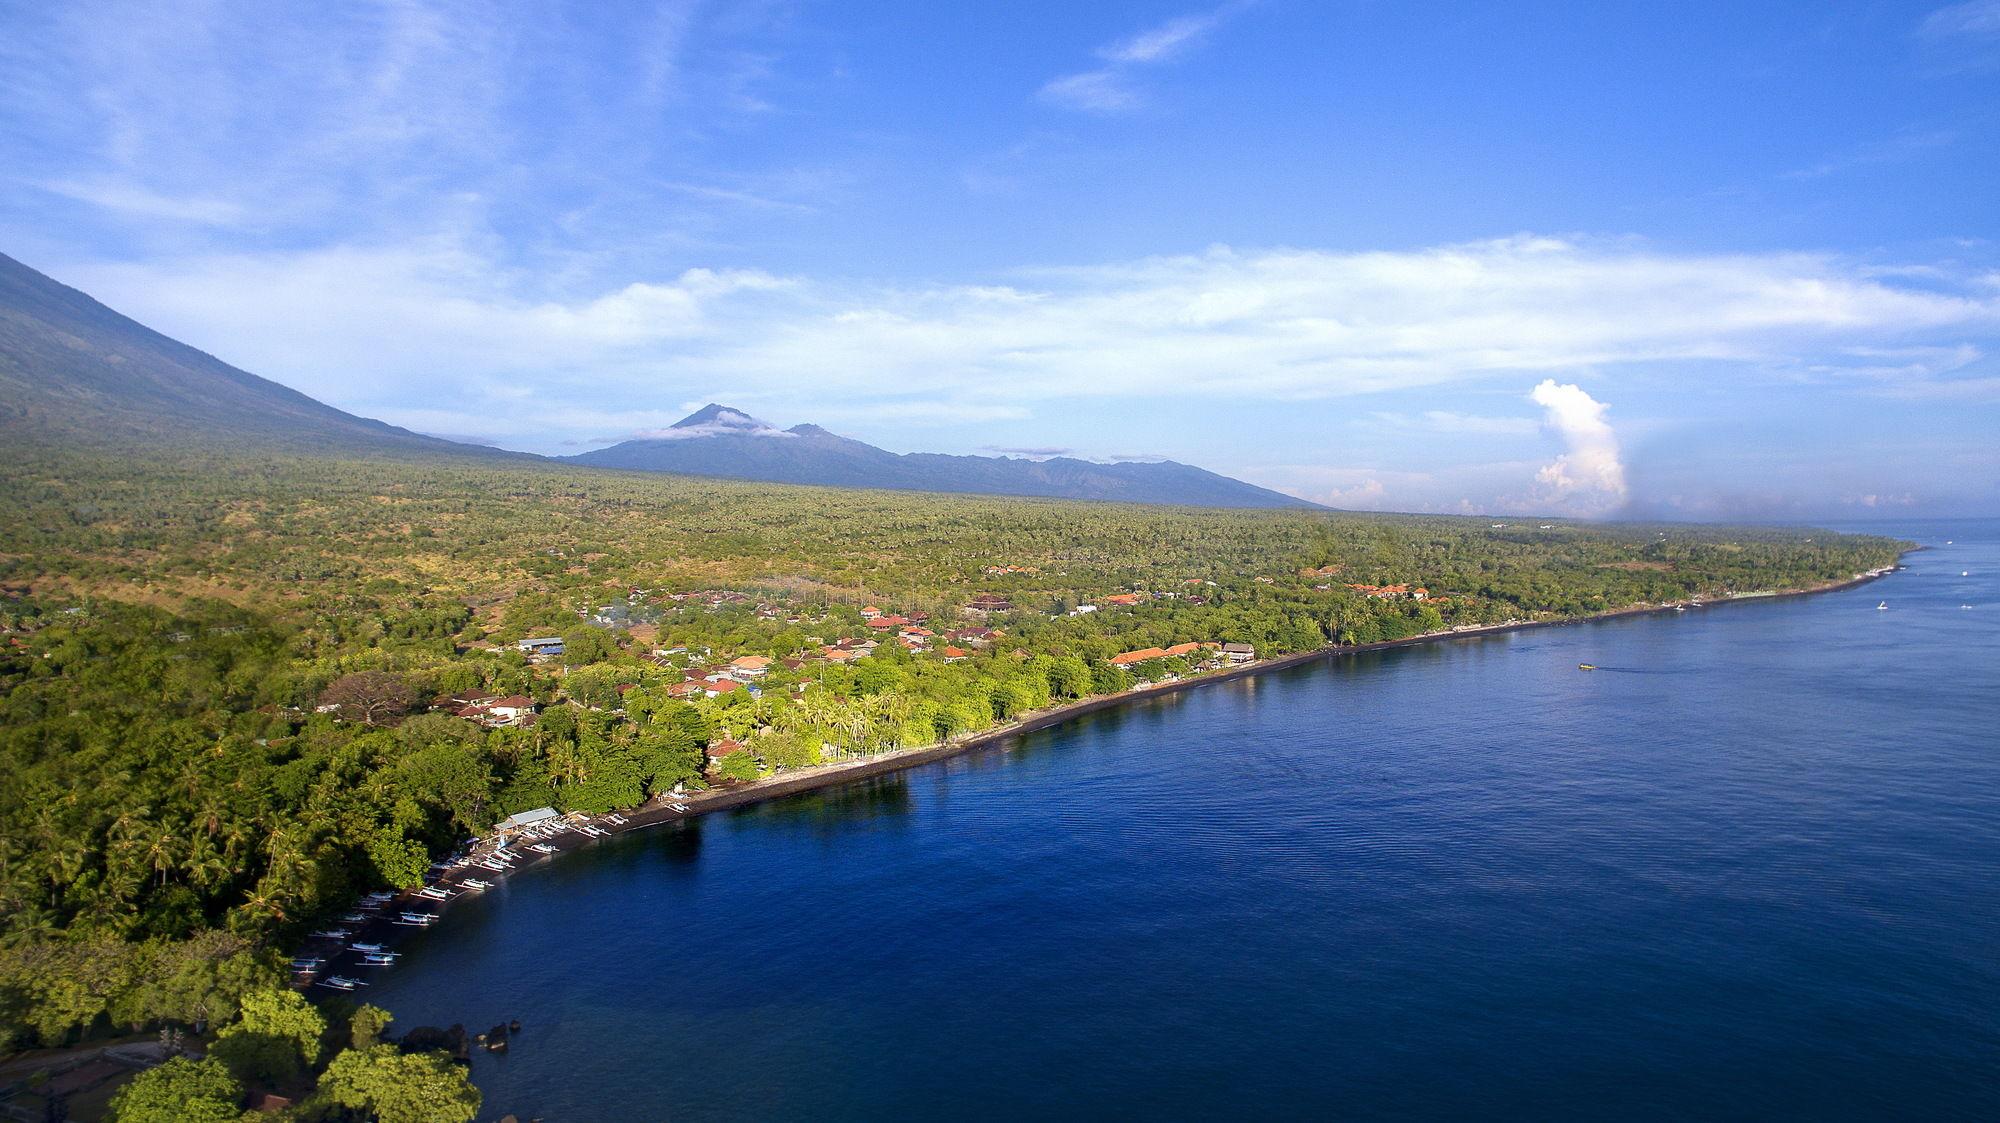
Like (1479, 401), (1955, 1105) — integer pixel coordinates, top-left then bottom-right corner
(2, 0), (1997, 519)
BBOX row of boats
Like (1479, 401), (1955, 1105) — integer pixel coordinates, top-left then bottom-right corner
(291, 803), (687, 991)
(294, 883), (482, 987)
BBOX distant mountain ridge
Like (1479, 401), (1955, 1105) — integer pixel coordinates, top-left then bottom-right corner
(565, 405), (1318, 509)
(0, 251), (493, 455)
(0, 251), (1313, 509)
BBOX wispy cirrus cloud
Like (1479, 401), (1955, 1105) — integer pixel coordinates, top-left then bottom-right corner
(1101, 8), (1237, 63)
(1039, 3), (1251, 113)
(1918, 0), (2000, 39)
(1915, 0), (2000, 68)
(1367, 410), (1541, 436)
(0, 0), (809, 257)
(1038, 71), (1145, 114)
(1783, 128), (1957, 180)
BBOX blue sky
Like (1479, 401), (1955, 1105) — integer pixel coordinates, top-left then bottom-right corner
(2, 0), (1997, 518)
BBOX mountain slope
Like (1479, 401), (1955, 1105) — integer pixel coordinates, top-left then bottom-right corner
(0, 252), (1313, 508)
(0, 251), (493, 455)
(566, 405), (1317, 509)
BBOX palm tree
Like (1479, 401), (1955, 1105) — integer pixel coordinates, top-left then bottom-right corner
(143, 827), (184, 889)
(238, 887), (288, 927)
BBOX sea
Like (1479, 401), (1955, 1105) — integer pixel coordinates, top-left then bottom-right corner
(359, 518), (2000, 1121)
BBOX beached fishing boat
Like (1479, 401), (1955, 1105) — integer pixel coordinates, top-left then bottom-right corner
(352, 942), (386, 953)
(309, 928), (352, 941)
(360, 952), (398, 966)
(317, 976), (364, 990)
(532, 843), (558, 854)
(463, 878), (492, 891)
(418, 886), (450, 900)
(395, 912), (438, 927)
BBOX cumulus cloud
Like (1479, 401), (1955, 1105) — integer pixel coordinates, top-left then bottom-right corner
(1528, 380), (1627, 515)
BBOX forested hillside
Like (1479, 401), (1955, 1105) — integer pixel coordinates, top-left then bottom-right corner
(0, 443), (1905, 1066)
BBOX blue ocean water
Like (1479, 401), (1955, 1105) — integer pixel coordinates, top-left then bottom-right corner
(361, 520), (2000, 1121)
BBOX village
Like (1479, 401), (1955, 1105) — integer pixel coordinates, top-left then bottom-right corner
(431, 571), (1277, 783)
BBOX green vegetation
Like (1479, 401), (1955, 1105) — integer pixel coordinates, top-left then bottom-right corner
(106, 1056), (241, 1123)
(0, 444), (1905, 1081)
(97, 986), (476, 1121)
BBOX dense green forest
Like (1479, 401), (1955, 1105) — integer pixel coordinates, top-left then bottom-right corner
(0, 443), (1904, 1108)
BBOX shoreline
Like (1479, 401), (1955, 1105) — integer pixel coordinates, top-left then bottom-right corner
(628, 556), (1909, 824)
(299, 556), (1908, 981)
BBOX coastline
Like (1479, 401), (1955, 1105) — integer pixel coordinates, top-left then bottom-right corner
(301, 556), (1907, 980)
(628, 556), (1909, 827)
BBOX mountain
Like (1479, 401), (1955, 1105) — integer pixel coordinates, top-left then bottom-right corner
(566, 405), (1318, 509)
(0, 251), (493, 455)
(0, 251), (1314, 508)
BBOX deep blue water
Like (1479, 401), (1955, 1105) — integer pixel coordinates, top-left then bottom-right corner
(363, 520), (2000, 1121)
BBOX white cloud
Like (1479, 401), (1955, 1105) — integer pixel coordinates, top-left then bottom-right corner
(811, 401), (1032, 425)
(38, 180), (247, 226)
(62, 233), (2000, 454)
(1916, 1), (2000, 69)
(1783, 129), (1956, 180)
(622, 409), (795, 441)
(1324, 477), (1388, 508)
(1369, 410), (1541, 436)
(1528, 380), (1627, 515)
(1251, 461), (1545, 514)
(1101, 10), (1235, 63)
(0, 0), (802, 250)
(1037, 71), (1142, 114)
(1040, 3), (1249, 113)
(1918, 0), (2000, 38)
